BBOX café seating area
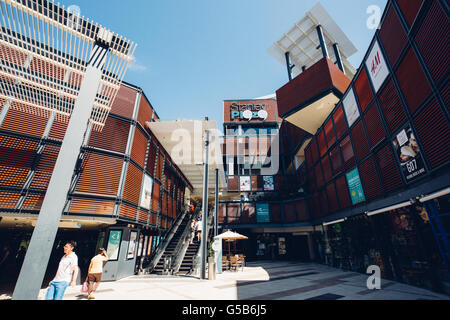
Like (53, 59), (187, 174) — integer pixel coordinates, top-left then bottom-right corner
(222, 254), (245, 272)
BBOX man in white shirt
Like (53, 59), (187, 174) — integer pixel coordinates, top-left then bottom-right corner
(45, 241), (78, 300)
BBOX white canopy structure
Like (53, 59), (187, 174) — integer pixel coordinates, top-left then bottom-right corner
(268, 2), (357, 79)
(147, 119), (227, 196)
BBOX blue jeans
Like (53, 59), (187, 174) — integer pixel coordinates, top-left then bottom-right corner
(45, 281), (70, 300)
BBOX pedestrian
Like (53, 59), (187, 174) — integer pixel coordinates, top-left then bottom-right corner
(45, 241), (78, 300)
(85, 248), (108, 300)
(197, 215), (203, 242)
(189, 219), (197, 244)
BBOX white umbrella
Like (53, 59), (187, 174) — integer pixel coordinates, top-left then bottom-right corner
(215, 230), (248, 259)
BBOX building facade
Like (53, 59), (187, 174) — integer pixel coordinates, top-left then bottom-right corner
(220, 0), (450, 294)
(0, 81), (191, 284)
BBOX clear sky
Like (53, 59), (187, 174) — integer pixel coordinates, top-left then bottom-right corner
(59, 0), (387, 129)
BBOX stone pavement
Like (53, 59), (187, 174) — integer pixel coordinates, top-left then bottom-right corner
(29, 261), (449, 300)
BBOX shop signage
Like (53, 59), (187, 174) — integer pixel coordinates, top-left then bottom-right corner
(106, 230), (122, 261)
(263, 176), (274, 191)
(230, 102), (268, 121)
(139, 174), (153, 210)
(127, 231), (137, 260)
(240, 176), (251, 191)
(343, 88), (360, 127)
(393, 127), (426, 182)
(365, 40), (390, 92)
(346, 168), (366, 205)
(256, 203), (270, 223)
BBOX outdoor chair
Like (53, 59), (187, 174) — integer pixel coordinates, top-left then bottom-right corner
(230, 255), (244, 272)
(222, 256), (230, 271)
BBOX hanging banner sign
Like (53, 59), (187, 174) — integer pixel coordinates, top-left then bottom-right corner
(263, 176), (275, 191)
(240, 176), (251, 191)
(256, 203), (270, 223)
(139, 174), (154, 210)
(343, 88), (360, 127)
(346, 168), (366, 205)
(106, 230), (122, 261)
(365, 40), (390, 92)
(393, 127), (426, 182)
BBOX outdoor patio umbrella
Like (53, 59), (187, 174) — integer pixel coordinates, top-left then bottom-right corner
(216, 230), (248, 259)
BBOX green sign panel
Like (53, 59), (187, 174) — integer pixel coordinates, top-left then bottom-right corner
(346, 168), (366, 205)
(256, 203), (270, 223)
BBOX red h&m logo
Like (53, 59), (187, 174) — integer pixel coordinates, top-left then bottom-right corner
(371, 51), (381, 76)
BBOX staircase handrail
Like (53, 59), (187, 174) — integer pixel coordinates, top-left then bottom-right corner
(147, 209), (188, 273)
(172, 210), (201, 273)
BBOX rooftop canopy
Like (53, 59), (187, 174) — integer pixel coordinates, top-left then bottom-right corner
(268, 2), (357, 79)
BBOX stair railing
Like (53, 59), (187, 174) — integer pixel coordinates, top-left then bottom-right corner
(171, 210), (201, 274)
(191, 207), (215, 276)
(146, 209), (188, 274)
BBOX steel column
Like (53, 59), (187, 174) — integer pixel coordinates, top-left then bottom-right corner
(12, 44), (109, 300)
(316, 25), (329, 58)
(200, 128), (210, 280)
(333, 43), (345, 74)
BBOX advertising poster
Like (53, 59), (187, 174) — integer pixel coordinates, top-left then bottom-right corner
(343, 88), (360, 127)
(263, 176), (275, 191)
(393, 127), (426, 182)
(256, 203), (270, 223)
(137, 234), (144, 257)
(346, 168), (366, 205)
(240, 176), (251, 191)
(139, 174), (153, 210)
(127, 231), (137, 260)
(106, 230), (122, 261)
(365, 40), (390, 92)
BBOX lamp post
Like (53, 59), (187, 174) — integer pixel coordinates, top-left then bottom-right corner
(200, 125), (210, 280)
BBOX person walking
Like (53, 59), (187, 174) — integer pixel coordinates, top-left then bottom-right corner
(197, 215), (203, 243)
(190, 219), (197, 245)
(45, 241), (78, 300)
(85, 248), (108, 300)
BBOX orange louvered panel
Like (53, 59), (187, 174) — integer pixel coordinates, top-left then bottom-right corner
(151, 182), (160, 212)
(0, 191), (20, 208)
(89, 116), (130, 154)
(75, 153), (123, 196)
(30, 145), (60, 190)
(138, 210), (148, 223)
(0, 44), (26, 66)
(48, 118), (69, 141)
(137, 97), (153, 129)
(122, 163), (143, 205)
(149, 213), (157, 225)
(110, 85), (137, 120)
(0, 135), (38, 188)
(161, 193), (168, 216)
(21, 193), (45, 210)
(146, 143), (157, 176)
(130, 128), (148, 168)
(69, 198), (115, 216)
(168, 196), (173, 218)
(119, 204), (137, 220)
(1, 108), (48, 138)
(155, 152), (164, 180)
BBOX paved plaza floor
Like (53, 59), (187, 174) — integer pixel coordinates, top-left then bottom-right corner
(22, 261), (449, 300)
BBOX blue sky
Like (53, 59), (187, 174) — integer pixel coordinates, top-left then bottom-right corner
(60, 0), (387, 129)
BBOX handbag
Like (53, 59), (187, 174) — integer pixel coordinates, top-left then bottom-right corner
(81, 280), (88, 293)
